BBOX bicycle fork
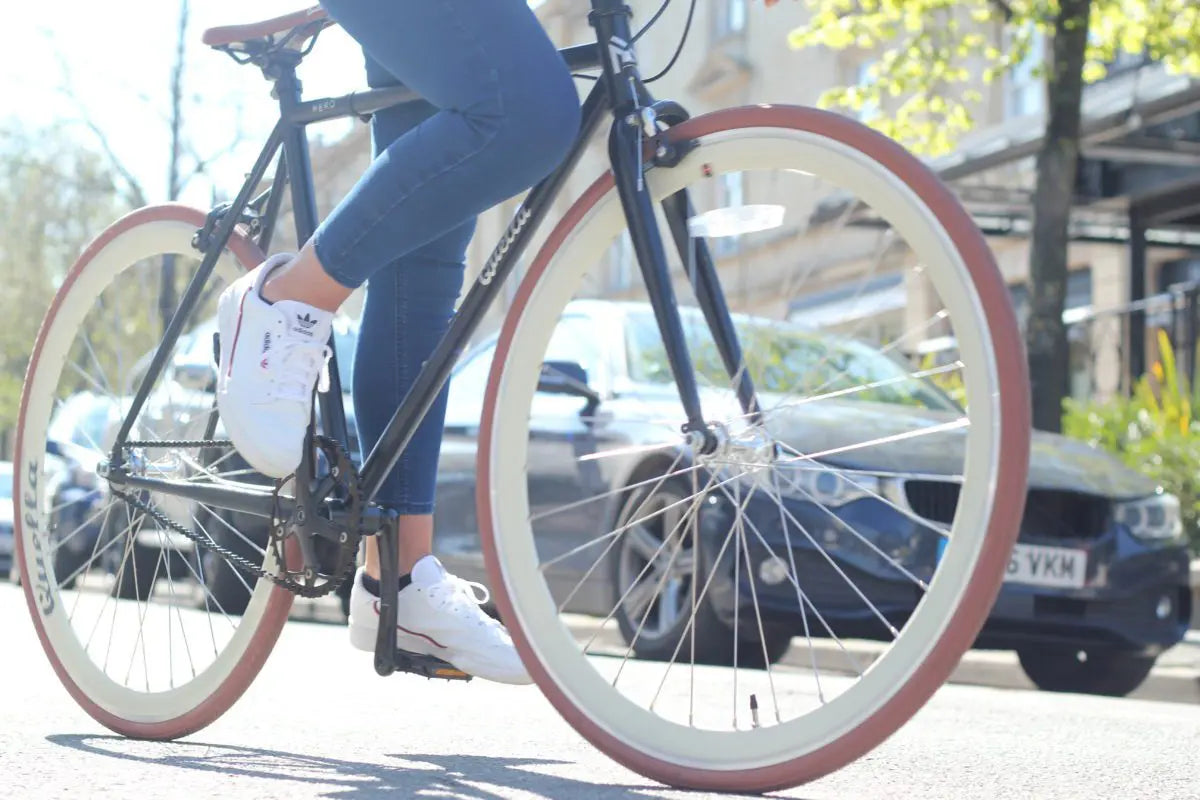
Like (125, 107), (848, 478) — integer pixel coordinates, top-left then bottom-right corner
(608, 114), (763, 452)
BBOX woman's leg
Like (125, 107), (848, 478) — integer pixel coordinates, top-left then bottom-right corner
(216, 0), (576, 683)
(321, 57), (479, 580)
(264, 0), (580, 307)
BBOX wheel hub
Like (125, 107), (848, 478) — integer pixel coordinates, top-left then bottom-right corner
(694, 421), (778, 475)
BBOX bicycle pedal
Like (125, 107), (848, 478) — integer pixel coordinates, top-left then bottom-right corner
(392, 649), (472, 682)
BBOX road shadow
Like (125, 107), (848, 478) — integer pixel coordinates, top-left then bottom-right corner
(47, 734), (794, 799)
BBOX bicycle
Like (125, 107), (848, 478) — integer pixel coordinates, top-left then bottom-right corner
(15, 1), (1031, 792)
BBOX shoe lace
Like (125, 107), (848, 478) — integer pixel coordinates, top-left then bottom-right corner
(272, 339), (331, 403)
(429, 576), (494, 626)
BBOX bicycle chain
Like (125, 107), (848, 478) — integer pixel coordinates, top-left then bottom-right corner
(111, 435), (363, 599)
(123, 439), (234, 449)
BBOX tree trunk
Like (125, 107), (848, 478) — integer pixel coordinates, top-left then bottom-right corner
(159, 0), (189, 334)
(1025, 0), (1090, 432)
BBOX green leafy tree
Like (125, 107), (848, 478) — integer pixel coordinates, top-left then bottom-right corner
(788, 0), (1200, 432)
(0, 124), (134, 449)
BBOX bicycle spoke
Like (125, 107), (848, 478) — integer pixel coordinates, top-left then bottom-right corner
(577, 440), (678, 462)
(48, 488), (104, 516)
(50, 498), (119, 558)
(648, 475), (762, 713)
(774, 440), (952, 538)
(772, 468), (826, 703)
(68, 499), (117, 623)
(717, 476), (899, 639)
(700, 473), (866, 677)
(611, 489), (701, 686)
(530, 459), (700, 524)
(192, 529), (222, 660)
(767, 468), (931, 588)
(776, 417), (969, 465)
(195, 504), (261, 595)
(731, 480), (741, 729)
(198, 502), (268, 560)
(737, 498), (782, 725)
(581, 469), (721, 655)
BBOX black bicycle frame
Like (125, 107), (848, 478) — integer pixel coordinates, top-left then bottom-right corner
(105, 0), (758, 532)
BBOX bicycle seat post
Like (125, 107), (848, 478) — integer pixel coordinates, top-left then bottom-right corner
(373, 509), (400, 676)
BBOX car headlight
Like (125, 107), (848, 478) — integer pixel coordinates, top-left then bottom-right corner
(1114, 491), (1182, 541)
(789, 467), (881, 508)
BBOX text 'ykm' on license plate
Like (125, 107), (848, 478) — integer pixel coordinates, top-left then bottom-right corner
(1005, 542), (1087, 589)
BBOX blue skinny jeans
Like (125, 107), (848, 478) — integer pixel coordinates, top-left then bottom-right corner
(314, 0), (580, 514)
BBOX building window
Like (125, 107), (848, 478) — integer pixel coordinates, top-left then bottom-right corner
(855, 59), (880, 122)
(720, 171), (744, 208)
(1007, 33), (1045, 118)
(712, 0), (746, 40)
(1158, 258), (1200, 291)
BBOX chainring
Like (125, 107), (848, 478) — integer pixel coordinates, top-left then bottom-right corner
(267, 435), (365, 597)
(110, 434), (364, 599)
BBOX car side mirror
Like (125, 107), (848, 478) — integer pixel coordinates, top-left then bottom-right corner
(176, 362), (217, 393)
(537, 361), (600, 417)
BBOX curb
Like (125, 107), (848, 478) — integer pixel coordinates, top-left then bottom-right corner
(563, 616), (1200, 705)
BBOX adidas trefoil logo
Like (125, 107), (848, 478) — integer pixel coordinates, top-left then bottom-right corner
(297, 313), (318, 329)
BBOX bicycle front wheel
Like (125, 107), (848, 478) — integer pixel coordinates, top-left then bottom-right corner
(478, 106), (1029, 790)
(15, 205), (293, 739)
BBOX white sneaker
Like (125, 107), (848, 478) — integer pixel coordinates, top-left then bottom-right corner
(348, 557), (532, 685)
(216, 254), (334, 479)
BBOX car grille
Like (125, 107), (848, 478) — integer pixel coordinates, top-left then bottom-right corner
(903, 481), (1111, 540)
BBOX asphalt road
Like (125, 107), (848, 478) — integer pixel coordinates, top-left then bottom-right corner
(1, 583), (1197, 800)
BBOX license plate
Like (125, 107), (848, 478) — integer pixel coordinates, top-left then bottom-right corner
(1005, 543), (1086, 589)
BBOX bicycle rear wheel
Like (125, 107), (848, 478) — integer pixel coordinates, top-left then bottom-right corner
(478, 106), (1029, 790)
(15, 204), (292, 738)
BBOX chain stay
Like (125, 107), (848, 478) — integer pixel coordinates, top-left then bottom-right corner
(113, 435), (362, 599)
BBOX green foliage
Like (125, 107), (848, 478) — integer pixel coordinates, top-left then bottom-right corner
(919, 353), (968, 408)
(1062, 331), (1200, 553)
(0, 124), (132, 436)
(626, 312), (957, 410)
(788, 0), (1200, 155)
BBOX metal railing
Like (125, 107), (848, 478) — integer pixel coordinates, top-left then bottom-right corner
(1065, 281), (1199, 400)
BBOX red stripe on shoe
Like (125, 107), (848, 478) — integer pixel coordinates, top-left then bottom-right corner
(226, 289), (249, 378)
(372, 600), (446, 649)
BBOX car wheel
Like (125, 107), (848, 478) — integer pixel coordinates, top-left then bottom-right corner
(51, 506), (95, 590)
(611, 477), (791, 667)
(53, 546), (85, 591)
(1017, 647), (1156, 697)
(107, 539), (162, 601)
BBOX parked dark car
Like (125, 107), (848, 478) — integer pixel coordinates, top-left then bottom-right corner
(44, 392), (122, 590)
(427, 299), (1192, 697)
(0, 461), (13, 579)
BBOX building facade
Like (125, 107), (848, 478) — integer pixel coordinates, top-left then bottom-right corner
(296, 0), (1200, 399)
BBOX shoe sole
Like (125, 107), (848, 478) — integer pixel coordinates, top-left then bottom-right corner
(348, 619), (530, 685)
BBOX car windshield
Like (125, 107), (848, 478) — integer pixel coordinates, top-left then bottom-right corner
(48, 393), (120, 452)
(624, 309), (958, 411)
